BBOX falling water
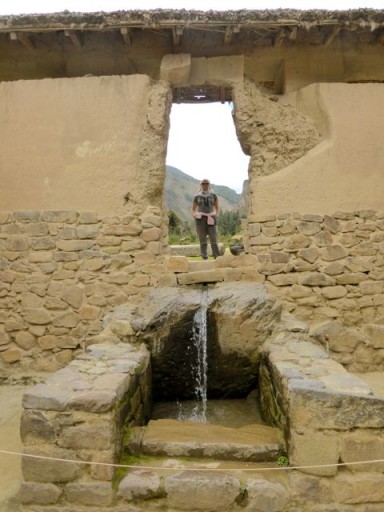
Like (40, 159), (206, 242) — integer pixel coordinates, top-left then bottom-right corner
(152, 285), (265, 427)
(185, 285), (208, 422)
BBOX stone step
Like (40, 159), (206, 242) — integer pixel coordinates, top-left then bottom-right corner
(133, 419), (284, 463)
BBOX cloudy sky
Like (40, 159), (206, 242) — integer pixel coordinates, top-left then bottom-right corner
(0, 0), (382, 14)
(1, 0), (381, 191)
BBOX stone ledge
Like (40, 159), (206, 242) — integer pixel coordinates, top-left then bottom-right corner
(259, 329), (384, 477)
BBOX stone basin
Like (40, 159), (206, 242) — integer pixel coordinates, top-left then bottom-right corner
(139, 418), (283, 462)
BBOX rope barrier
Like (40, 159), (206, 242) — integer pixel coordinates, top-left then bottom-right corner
(1, 449), (384, 473)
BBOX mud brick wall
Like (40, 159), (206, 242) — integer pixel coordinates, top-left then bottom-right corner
(0, 208), (172, 371)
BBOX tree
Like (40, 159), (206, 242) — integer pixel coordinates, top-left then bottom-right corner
(168, 210), (196, 244)
(218, 210), (241, 238)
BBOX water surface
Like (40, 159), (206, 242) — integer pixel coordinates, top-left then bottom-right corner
(151, 398), (264, 428)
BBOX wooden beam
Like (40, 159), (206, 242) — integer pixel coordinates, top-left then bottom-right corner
(224, 25), (240, 45)
(64, 30), (82, 48)
(289, 26), (298, 41)
(19, 33), (34, 50)
(9, 31), (34, 49)
(220, 87), (226, 104)
(274, 28), (286, 48)
(172, 26), (184, 47)
(324, 26), (340, 47)
(120, 27), (131, 46)
(224, 26), (233, 45)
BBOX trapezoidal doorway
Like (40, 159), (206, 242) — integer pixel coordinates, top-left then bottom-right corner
(164, 85), (249, 255)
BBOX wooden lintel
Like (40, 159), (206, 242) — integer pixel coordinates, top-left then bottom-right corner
(324, 26), (340, 47)
(64, 30), (82, 48)
(220, 86), (226, 104)
(274, 29), (286, 48)
(120, 27), (131, 46)
(172, 26), (184, 47)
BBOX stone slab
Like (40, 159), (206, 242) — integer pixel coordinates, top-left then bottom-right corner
(141, 419), (283, 462)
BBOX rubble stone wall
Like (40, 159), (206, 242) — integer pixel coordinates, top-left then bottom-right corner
(259, 328), (384, 479)
(20, 341), (152, 509)
(0, 208), (172, 372)
(2, 207), (384, 374)
(18, 304), (384, 512)
(243, 209), (384, 372)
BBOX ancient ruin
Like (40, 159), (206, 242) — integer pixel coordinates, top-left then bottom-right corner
(1, 7), (384, 511)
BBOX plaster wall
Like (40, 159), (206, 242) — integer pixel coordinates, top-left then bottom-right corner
(248, 83), (384, 216)
(0, 74), (171, 217)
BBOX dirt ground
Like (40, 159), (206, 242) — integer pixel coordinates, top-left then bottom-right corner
(0, 384), (26, 511)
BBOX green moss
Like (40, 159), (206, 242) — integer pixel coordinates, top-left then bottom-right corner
(113, 453), (143, 489)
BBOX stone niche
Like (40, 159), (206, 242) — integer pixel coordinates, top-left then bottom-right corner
(110, 282), (282, 401)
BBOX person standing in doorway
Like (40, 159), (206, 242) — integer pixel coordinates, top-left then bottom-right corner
(192, 179), (220, 260)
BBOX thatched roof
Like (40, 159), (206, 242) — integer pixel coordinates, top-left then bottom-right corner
(1, 8), (384, 32)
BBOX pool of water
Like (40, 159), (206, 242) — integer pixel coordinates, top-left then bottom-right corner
(151, 396), (264, 428)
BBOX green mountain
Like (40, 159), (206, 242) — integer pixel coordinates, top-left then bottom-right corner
(165, 165), (243, 222)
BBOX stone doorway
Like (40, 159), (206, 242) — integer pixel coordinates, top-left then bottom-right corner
(165, 86), (249, 252)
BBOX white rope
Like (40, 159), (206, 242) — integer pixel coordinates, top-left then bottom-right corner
(1, 449), (384, 472)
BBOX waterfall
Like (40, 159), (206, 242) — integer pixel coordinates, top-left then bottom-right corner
(190, 285), (208, 422)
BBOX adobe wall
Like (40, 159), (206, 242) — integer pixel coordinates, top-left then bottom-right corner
(0, 75), (172, 217)
(1, 28), (384, 95)
(242, 82), (384, 215)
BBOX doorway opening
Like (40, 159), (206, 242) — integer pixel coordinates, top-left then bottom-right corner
(165, 85), (250, 250)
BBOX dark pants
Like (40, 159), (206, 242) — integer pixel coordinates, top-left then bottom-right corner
(195, 218), (220, 259)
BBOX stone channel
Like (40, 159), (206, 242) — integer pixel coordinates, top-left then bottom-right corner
(15, 282), (384, 511)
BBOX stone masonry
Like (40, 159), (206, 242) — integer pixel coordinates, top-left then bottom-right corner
(2, 209), (384, 374)
(18, 303), (384, 511)
(259, 318), (384, 477)
(0, 207), (172, 371)
(20, 340), (151, 509)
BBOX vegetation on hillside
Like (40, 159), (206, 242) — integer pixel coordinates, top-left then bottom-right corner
(168, 209), (243, 245)
(165, 165), (242, 221)
(165, 165), (245, 245)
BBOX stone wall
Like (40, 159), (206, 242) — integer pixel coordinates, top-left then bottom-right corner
(243, 209), (384, 372)
(20, 340), (152, 509)
(259, 324), (384, 478)
(18, 303), (384, 512)
(0, 208), (172, 371)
